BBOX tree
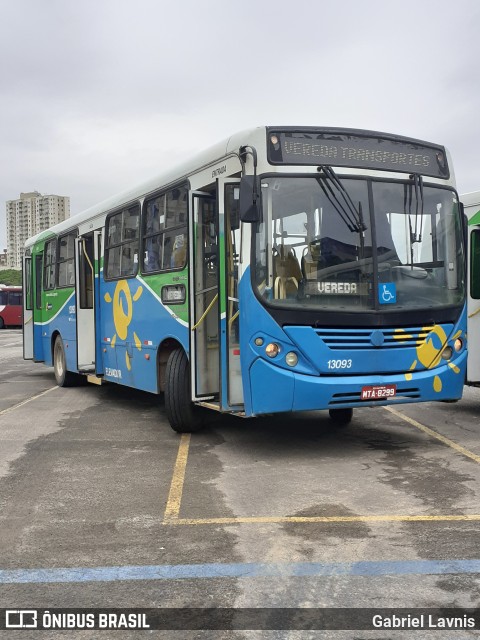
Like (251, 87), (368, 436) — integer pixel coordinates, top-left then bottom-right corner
(0, 269), (22, 286)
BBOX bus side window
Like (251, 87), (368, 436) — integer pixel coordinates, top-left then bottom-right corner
(43, 238), (57, 291)
(105, 205), (140, 280)
(35, 254), (43, 310)
(79, 236), (94, 309)
(57, 231), (77, 287)
(25, 257), (33, 310)
(142, 184), (188, 273)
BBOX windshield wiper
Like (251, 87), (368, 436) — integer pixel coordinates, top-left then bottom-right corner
(404, 174), (425, 266)
(316, 166), (367, 235)
(316, 165), (367, 259)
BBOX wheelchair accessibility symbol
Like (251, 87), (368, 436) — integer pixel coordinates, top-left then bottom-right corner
(379, 283), (396, 304)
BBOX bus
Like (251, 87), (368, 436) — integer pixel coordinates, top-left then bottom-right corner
(23, 126), (467, 432)
(0, 285), (22, 328)
(462, 191), (480, 386)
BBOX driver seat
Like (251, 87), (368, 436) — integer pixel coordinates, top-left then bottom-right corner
(273, 245), (302, 298)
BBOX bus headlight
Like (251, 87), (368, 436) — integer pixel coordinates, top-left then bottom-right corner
(265, 343), (280, 358)
(441, 346), (453, 360)
(454, 338), (463, 352)
(285, 352), (298, 367)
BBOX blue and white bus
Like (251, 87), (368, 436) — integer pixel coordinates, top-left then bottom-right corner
(23, 126), (467, 432)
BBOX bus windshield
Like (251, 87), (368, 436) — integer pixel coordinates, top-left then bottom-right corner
(254, 177), (464, 312)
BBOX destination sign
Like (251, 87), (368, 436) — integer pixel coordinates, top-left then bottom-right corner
(303, 281), (369, 296)
(267, 130), (449, 179)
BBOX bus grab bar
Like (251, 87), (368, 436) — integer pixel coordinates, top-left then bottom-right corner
(192, 293), (218, 331)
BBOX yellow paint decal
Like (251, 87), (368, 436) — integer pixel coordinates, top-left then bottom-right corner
(403, 326), (461, 392)
(394, 329), (413, 341)
(134, 332), (142, 351)
(104, 280), (145, 373)
(113, 281), (132, 340)
(416, 325), (446, 369)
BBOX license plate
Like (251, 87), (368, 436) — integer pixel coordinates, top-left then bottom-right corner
(361, 384), (397, 400)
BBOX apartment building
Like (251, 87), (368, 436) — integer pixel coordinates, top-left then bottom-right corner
(5, 192), (70, 269)
(0, 249), (8, 270)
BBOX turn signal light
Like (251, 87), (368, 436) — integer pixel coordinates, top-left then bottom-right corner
(265, 343), (280, 358)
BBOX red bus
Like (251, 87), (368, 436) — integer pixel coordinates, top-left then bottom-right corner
(0, 285), (22, 328)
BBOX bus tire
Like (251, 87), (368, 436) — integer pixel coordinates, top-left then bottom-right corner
(53, 336), (78, 387)
(0, 317), (4, 329)
(328, 408), (353, 427)
(165, 348), (204, 433)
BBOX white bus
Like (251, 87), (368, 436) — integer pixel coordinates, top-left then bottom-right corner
(463, 191), (480, 385)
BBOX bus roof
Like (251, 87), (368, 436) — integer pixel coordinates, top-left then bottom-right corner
(25, 125), (453, 248)
(24, 127), (262, 248)
(462, 191), (480, 208)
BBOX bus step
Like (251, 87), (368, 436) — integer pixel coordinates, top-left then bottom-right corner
(87, 375), (103, 386)
(197, 400), (221, 412)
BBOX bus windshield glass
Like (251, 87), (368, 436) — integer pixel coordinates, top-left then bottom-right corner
(253, 177), (464, 312)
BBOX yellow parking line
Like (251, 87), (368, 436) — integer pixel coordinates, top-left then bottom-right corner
(162, 409), (480, 527)
(383, 406), (480, 464)
(164, 514), (480, 526)
(164, 434), (191, 521)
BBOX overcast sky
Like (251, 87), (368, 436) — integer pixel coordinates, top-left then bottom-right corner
(1, 0), (479, 250)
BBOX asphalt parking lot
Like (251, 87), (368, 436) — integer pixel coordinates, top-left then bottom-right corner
(1, 328), (480, 639)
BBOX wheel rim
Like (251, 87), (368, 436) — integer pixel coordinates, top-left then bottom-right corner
(55, 342), (64, 378)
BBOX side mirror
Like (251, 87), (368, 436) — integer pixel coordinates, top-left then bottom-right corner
(239, 175), (260, 223)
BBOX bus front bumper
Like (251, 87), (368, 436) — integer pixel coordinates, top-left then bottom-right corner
(247, 352), (467, 416)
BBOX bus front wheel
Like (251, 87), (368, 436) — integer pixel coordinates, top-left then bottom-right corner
(53, 336), (79, 387)
(328, 408), (353, 427)
(165, 348), (204, 433)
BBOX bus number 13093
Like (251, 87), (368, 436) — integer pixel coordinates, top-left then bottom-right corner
(327, 359), (353, 370)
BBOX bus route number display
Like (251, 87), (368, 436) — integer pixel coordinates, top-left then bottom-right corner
(267, 130), (449, 179)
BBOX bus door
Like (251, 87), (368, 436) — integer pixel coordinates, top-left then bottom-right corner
(33, 252), (45, 362)
(189, 193), (220, 400)
(218, 178), (243, 409)
(22, 257), (34, 359)
(75, 233), (97, 372)
(468, 225), (480, 383)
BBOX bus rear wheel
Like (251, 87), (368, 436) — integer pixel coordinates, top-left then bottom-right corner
(328, 408), (353, 427)
(165, 348), (204, 433)
(0, 317), (4, 329)
(53, 336), (79, 387)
